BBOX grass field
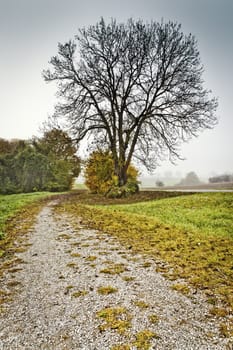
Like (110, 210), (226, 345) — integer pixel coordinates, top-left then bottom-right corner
(106, 192), (233, 238)
(57, 191), (233, 335)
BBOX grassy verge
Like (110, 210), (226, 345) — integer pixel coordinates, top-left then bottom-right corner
(0, 192), (62, 259)
(56, 191), (233, 336)
(0, 192), (51, 238)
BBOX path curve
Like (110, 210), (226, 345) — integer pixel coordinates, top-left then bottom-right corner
(0, 201), (231, 349)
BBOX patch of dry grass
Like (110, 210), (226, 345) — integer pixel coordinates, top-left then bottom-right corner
(100, 263), (126, 275)
(97, 285), (118, 295)
(72, 290), (88, 298)
(96, 306), (132, 334)
(132, 329), (158, 349)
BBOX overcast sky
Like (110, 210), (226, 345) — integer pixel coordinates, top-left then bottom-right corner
(0, 0), (232, 178)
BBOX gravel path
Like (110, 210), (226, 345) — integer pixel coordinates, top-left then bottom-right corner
(0, 201), (231, 349)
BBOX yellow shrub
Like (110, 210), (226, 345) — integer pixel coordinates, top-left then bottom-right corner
(84, 150), (138, 195)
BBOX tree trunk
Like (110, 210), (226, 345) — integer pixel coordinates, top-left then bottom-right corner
(118, 166), (127, 186)
(113, 159), (128, 187)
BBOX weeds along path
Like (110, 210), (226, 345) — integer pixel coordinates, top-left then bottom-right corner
(0, 201), (231, 349)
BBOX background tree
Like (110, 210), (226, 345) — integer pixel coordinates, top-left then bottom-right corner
(0, 155), (18, 194)
(209, 174), (233, 183)
(156, 180), (164, 187)
(43, 18), (218, 187)
(0, 130), (81, 194)
(0, 138), (12, 154)
(18, 146), (55, 192)
(178, 171), (201, 186)
(34, 128), (81, 179)
(0, 140), (29, 194)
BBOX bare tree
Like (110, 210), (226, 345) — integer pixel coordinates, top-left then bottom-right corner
(43, 18), (217, 186)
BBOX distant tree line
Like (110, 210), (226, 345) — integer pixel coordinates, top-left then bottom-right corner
(209, 174), (233, 183)
(0, 129), (80, 194)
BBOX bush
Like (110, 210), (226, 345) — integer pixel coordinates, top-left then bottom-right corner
(156, 180), (164, 187)
(84, 151), (114, 194)
(106, 181), (139, 198)
(84, 150), (139, 196)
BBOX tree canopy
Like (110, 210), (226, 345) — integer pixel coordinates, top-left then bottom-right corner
(44, 18), (218, 186)
(0, 129), (80, 194)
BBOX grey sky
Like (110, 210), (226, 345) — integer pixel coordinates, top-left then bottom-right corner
(0, 0), (232, 178)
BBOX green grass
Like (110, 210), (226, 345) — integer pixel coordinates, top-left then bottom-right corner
(105, 193), (233, 238)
